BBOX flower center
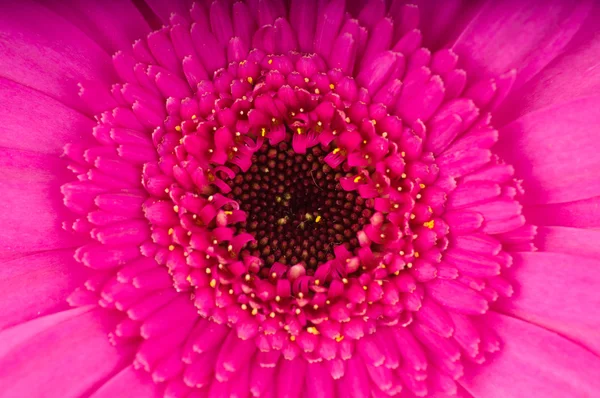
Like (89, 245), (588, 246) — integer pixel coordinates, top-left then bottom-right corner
(227, 138), (371, 270)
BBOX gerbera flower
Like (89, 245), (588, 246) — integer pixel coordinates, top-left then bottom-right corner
(1, 0), (599, 397)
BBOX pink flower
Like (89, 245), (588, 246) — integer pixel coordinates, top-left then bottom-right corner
(1, 0), (599, 396)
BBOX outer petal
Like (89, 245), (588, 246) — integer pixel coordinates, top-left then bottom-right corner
(524, 196), (600, 228)
(0, 0), (116, 113)
(39, 0), (151, 53)
(497, 96), (600, 204)
(496, 252), (600, 355)
(461, 313), (600, 397)
(452, 0), (592, 90)
(495, 4), (600, 123)
(0, 307), (134, 397)
(0, 79), (95, 154)
(536, 226), (600, 260)
(0, 250), (88, 330)
(90, 366), (161, 398)
(0, 148), (85, 257)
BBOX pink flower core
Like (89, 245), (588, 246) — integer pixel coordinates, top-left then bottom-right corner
(60, 2), (535, 395)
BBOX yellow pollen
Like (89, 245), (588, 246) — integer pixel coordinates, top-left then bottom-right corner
(296, 127), (303, 135)
(304, 77), (309, 83)
(205, 268), (212, 274)
(208, 149), (214, 153)
(326, 300), (331, 305)
(419, 183), (426, 189)
(173, 205), (179, 212)
(315, 215), (322, 223)
(335, 335), (344, 342)
(290, 335), (296, 341)
(228, 289), (234, 294)
(241, 304), (248, 310)
(314, 279), (320, 285)
(208, 195), (214, 202)
(251, 308), (258, 316)
(410, 214), (416, 220)
(224, 211), (233, 215)
(393, 204), (399, 209)
(186, 275), (192, 283)
(371, 120), (377, 125)
(299, 108), (304, 112)
(423, 220), (435, 229)
(401, 173), (407, 178)
(192, 214), (197, 219)
(307, 326), (319, 335)
(382, 132), (388, 138)
(268, 59), (273, 64)
(416, 194), (422, 199)
(298, 292), (304, 299)
(261, 127), (266, 137)
(270, 312), (276, 318)
(275, 296), (281, 302)
(164, 188), (170, 193)
(247, 77), (253, 84)
(380, 234), (386, 239)
(394, 271), (400, 276)
(332, 130), (337, 135)
(400, 251), (405, 256)
(245, 274), (251, 281)
(329, 83), (335, 89)
(175, 125), (181, 132)
(313, 304), (319, 310)
(345, 117), (351, 123)
(209, 279), (216, 288)
(333, 148), (341, 154)
(363, 140), (367, 144)
(271, 272), (277, 278)
(377, 280), (383, 286)
(342, 278), (348, 284)
(315, 88), (320, 94)
(363, 286), (368, 290)
(212, 239), (218, 245)
(168, 228), (174, 235)
(168, 245), (175, 251)
(353, 176), (362, 183)
(414, 252), (420, 258)
(407, 262), (413, 268)
(295, 308), (301, 315)
(401, 151), (406, 157)
(227, 244), (233, 252)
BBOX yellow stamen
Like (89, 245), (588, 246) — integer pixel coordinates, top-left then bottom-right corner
(315, 215), (322, 223)
(247, 77), (253, 84)
(423, 220), (435, 229)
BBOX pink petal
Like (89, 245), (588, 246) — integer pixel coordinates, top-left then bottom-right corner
(524, 196), (600, 228)
(452, 0), (592, 90)
(461, 312), (600, 397)
(0, 0), (116, 113)
(495, 5), (600, 123)
(0, 80), (95, 154)
(91, 366), (160, 398)
(497, 96), (600, 204)
(497, 252), (600, 355)
(0, 148), (86, 255)
(536, 226), (600, 260)
(0, 250), (87, 330)
(0, 308), (134, 397)
(40, 0), (150, 53)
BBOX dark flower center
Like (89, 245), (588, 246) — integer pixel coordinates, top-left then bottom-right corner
(226, 135), (372, 271)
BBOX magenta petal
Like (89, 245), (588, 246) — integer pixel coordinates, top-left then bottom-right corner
(452, 0), (592, 90)
(0, 148), (86, 255)
(0, 80), (95, 154)
(524, 196), (600, 228)
(496, 5), (600, 123)
(40, 0), (151, 53)
(0, 308), (134, 397)
(498, 96), (600, 204)
(0, 0), (116, 113)
(461, 312), (600, 397)
(496, 252), (600, 355)
(536, 226), (600, 260)
(91, 366), (160, 398)
(0, 250), (88, 330)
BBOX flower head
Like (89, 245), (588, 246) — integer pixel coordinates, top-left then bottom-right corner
(1, 0), (600, 397)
